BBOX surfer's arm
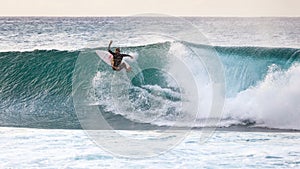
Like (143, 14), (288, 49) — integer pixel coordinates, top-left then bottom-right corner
(108, 40), (114, 54)
(121, 54), (133, 59)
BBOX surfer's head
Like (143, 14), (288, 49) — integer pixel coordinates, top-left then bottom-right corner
(115, 48), (120, 53)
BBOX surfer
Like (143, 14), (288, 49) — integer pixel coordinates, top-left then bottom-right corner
(108, 40), (133, 72)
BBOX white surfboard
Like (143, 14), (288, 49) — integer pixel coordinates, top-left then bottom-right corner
(95, 50), (113, 66)
(95, 50), (130, 69)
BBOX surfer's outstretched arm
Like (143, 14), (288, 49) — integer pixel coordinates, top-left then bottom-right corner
(121, 54), (133, 59)
(108, 40), (114, 54)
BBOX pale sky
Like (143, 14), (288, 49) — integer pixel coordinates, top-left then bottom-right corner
(0, 0), (299, 17)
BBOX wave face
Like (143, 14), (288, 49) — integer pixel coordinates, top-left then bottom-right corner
(1, 42), (300, 130)
(0, 50), (80, 128)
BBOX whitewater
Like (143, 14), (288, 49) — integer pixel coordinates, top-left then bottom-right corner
(0, 17), (300, 168)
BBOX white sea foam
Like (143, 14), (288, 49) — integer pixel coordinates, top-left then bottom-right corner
(1, 127), (300, 168)
(224, 63), (300, 130)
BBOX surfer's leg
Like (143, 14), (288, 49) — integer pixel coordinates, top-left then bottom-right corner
(118, 63), (126, 71)
(119, 62), (131, 72)
(124, 63), (131, 72)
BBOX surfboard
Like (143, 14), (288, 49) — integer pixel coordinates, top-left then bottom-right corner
(95, 50), (113, 66)
(95, 50), (130, 69)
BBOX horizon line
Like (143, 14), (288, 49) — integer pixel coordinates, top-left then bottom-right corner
(0, 15), (299, 18)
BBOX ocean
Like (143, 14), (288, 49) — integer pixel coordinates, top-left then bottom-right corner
(0, 16), (299, 168)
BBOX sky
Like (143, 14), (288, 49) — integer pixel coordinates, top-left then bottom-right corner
(0, 0), (299, 17)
